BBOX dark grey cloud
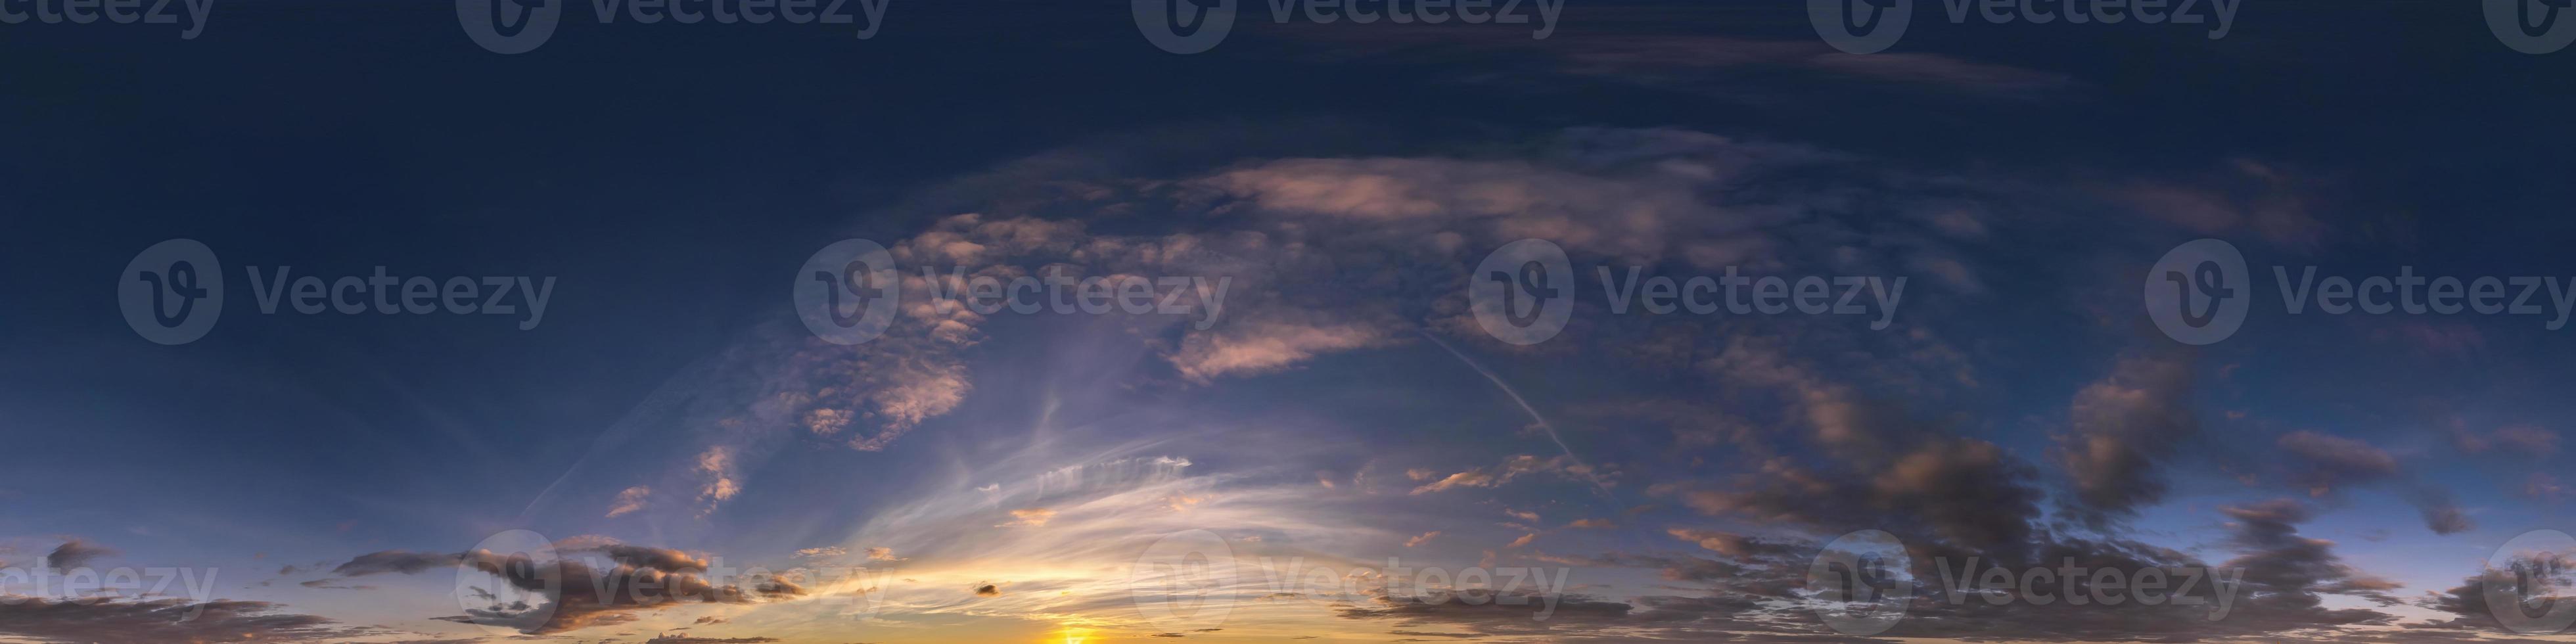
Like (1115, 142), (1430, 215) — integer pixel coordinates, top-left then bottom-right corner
(2274, 430), (2476, 534)
(2051, 354), (2198, 528)
(2279, 430), (2402, 489)
(325, 543), (805, 635)
(41, 539), (116, 570)
(0, 597), (356, 643)
(2410, 549), (2576, 634)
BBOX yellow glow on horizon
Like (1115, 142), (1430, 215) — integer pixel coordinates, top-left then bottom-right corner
(1055, 626), (1096, 644)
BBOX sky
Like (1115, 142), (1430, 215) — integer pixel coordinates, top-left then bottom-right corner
(5, 0), (2576, 642)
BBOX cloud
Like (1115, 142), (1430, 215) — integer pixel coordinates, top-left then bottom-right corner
(2404, 486), (2475, 536)
(0, 597), (353, 643)
(1168, 316), (1392, 381)
(1404, 531), (1442, 547)
(467, 124), (2470, 643)
(1408, 455), (1598, 495)
(2414, 549), (2576, 633)
(329, 550), (459, 576)
(1664, 529), (1795, 559)
(1000, 508), (1055, 528)
(2527, 472), (2573, 503)
(2104, 159), (2326, 248)
(329, 543), (803, 635)
(697, 446), (741, 514)
(2052, 354), (2197, 526)
(42, 539), (116, 570)
(2208, 499), (2408, 614)
(606, 485), (652, 518)
(1334, 590), (1640, 638)
(2278, 430), (2402, 491)
(2456, 423), (2562, 457)
(1287, 26), (2075, 99)
(2274, 430), (2475, 534)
